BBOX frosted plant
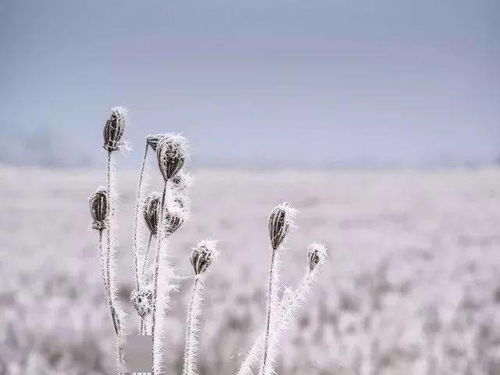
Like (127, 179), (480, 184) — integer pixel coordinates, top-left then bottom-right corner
(89, 107), (328, 374)
(102, 106), (127, 336)
(183, 240), (219, 375)
(237, 243), (327, 375)
(89, 187), (110, 313)
(260, 201), (296, 375)
(151, 134), (189, 372)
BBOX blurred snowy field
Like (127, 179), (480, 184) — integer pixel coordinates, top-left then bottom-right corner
(1, 165), (500, 374)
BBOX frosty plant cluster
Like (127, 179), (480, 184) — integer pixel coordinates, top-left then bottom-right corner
(88, 107), (328, 374)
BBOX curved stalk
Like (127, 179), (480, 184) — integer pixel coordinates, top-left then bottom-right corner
(132, 142), (149, 290)
(106, 150), (121, 335)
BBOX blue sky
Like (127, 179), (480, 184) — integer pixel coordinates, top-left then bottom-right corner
(0, 0), (499, 167)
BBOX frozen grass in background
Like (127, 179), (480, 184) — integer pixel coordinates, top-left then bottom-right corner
(1, 165), (500, 374)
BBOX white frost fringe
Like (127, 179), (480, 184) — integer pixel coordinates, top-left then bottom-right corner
(182, 277), (204, 375)
(237, 265), (322, 375)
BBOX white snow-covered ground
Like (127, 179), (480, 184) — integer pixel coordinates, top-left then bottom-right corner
(1, 164), (500, 374)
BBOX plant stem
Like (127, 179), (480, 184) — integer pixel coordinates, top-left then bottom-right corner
(151, 180), (168, 373)
(133, 142), (149, 290)
(139, 233), (153, 336)
(183, 277), (200, 375)
(141, 233), (154, 279)
(106, 150), (121, 335)
(260, 248), (277, 375)
(98, 229), (109, 295)
(238, 268), (318, 375)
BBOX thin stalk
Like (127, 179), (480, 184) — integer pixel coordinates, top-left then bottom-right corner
(151, 180), (168, 373)
(260, 249), (277, 375)
(106, 150), (120, 335)
(139, 233), (153, 336)
(182, 277), (201, 375)
(98, 230), (109, 295)
(141, 233), (154, 278)
(133, 142), (149, 290)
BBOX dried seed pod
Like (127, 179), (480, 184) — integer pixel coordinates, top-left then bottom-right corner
(156, 134), (187, 181)
(190, 240), (218, 275)
(146, 134), (165, 151)
(143, 192), (161, 235)
(268, 201), (296, 250)
(130, 289), (153, 317)
(103, 107), (127, 151)
(307, 242), (328, 271)
(164, 208), (184, 236)
(89, 186), (108, 230)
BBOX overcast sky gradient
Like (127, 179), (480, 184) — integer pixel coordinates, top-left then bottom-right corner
(0, 0), (499, 168)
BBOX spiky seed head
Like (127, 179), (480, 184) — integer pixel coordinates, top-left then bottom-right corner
(146, 134), (165, 151)
(143, 192), (161, 235)
(89, 186), (108, 230)
(103, 106), (127, 151)
(268, 201), (296, 250)
(130, 289), (153, 317)
(307, 242), (328, 271)
(156, 134), (187, 181)
(190, 239), (219, 275)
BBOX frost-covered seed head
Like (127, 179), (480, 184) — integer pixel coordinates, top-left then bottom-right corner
(156, 134), (187, 181)
(103, 107), (127, 151)
(146, 134), (165, 151)
(89, 186), (108, 230)
(143, 192), (161, 235)
(307, 242), (328, 271)
(190, 240), (218, 275)
(130, 289), (153, 317)
(164, 208), (185, 236)
(268, 201), (296, 250)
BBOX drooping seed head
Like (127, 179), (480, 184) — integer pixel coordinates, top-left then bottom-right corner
(146, 134), (165, 151)
(143, 192), (161, 235)
(156, 134), (187, 181)
(89, 186), (108, 230)
(103, 106), (127, 152)
(130, 289), (153, 317)
(268, 201), (296, 250)
(307, 242), (328, 271)
(190, 239), (219, 275)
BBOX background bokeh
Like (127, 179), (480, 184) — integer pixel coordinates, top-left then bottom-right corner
(1, 1), (500, 374)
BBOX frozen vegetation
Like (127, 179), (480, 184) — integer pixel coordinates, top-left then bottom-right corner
(1, 164), (500, 374)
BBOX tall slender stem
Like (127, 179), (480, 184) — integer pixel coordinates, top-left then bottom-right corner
(152, 180), (168, 373)
(98, 230), (109, 295)
(106, 150), (120, 335)
(133, 143), (149, 290)
(183, 278), (200, 375)
(261, 248), (277, 375)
